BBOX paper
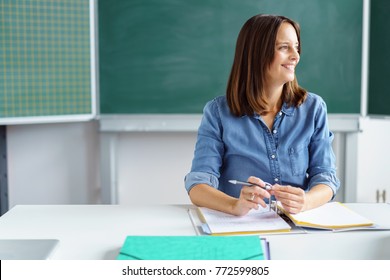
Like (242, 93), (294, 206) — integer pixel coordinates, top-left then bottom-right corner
(279, 202), (374, 230)
(117, 235), (266, 260)
(198, 206), (291, 235)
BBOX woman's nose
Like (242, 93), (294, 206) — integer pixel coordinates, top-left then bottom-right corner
(290, 48), (300, 62)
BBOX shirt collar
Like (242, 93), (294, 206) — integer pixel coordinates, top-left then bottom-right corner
(249, 102), (295, 119)
(281, 102), (295, 116)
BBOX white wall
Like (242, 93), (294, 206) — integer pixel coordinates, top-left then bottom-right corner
(356, 117), (390, 202)
(116, 132), (194, 205)
(6, 117), (390, 209)
(6, 121), (195, 208)
(7, 121), (100, 208)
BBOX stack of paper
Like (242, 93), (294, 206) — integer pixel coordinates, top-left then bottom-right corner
(197, 206), (291, 235)
(117, 235), (269, 260)
(277, 202), (374, 230)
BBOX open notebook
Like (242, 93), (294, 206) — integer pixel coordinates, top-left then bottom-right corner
(277, 202), (375, 230)
(197, 206), (291, 235)
(195, 202), (384, 235)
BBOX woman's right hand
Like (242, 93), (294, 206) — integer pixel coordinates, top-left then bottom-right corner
(231, 176), (272, 216)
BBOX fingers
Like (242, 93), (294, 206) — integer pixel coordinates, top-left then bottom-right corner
(241, 185), (271, 200)
(243, 176), (273, 209)
(241, 188), (259, 205)
(247, 176), (264, 185)
(247, 176), (271, 190)
(240, 185), (269, 209)
(278, 198), (303, 214)
(273, 185), (302, 198)
(234, 176), (275, 211)
(273, 184), (305, 213)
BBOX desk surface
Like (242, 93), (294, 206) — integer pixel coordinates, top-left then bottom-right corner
(0, 203), (389, 260)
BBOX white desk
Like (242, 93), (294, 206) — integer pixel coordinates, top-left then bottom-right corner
(0, 203), (389, 260)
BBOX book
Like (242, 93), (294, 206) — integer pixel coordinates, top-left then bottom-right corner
(197, 206), (291, 235)
(277, 202), (374, 230)
(117, 235), (268, 260)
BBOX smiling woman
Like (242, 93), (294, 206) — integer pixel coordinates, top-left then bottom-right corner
(184, 14), (340, 217)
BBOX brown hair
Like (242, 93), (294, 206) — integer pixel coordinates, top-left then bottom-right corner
(226, 14), (307, 116)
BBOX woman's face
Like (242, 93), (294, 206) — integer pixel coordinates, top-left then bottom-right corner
(265, 22), (300, 88)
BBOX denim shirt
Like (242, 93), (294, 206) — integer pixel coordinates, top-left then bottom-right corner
(184, 93), (340, 200)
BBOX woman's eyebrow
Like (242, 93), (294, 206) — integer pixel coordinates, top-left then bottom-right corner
(276, 41), (299, 45)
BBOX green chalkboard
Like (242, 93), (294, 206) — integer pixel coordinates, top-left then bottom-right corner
(368, 0), (390, 115)
(99, 0), (362, 114)
(0, 0), (94, 123)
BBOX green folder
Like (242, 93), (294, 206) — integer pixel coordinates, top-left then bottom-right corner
(117, 236), (266, 260)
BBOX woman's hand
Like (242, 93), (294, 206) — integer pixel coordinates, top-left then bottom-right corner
(231, 176), (271, 216)
(272, 184), (333, 214)
(271, 184), (306, 214)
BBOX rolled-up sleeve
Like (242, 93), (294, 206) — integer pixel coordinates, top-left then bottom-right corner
(184, 99), (224, 193)
(184, 172), (219, 193)
(307, 99), (340, 198)
(308, 171), (340, 198)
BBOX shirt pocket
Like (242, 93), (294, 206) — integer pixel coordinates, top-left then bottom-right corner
(288, 143), (309, 176)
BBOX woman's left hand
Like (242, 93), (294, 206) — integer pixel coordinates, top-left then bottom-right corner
(271, 184), (306, 214)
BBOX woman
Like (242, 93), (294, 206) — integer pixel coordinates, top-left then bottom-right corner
(184, 14), (340, 216)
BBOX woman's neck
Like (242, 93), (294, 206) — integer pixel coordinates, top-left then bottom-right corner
(263, 84), (283, 113)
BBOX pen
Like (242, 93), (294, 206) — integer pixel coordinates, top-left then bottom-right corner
(228, 180), (272, 190)
(229, 179), (273, 212)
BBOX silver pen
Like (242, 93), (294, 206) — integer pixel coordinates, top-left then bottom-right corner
(229, 180), (272, 190)
(228, 180), (273, 211)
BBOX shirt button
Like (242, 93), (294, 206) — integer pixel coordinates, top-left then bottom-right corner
(273, 129), (277, 134)
(279, 112), (282, 116)
(271, 154), (276, 159)
(274, 178), (279, 182)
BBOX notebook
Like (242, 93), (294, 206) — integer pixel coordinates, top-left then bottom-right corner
(197, 206), (291, 235)
(117, 235), (268, 260)
(277, 202), (374, 230)
(0, 239), (59, 260)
